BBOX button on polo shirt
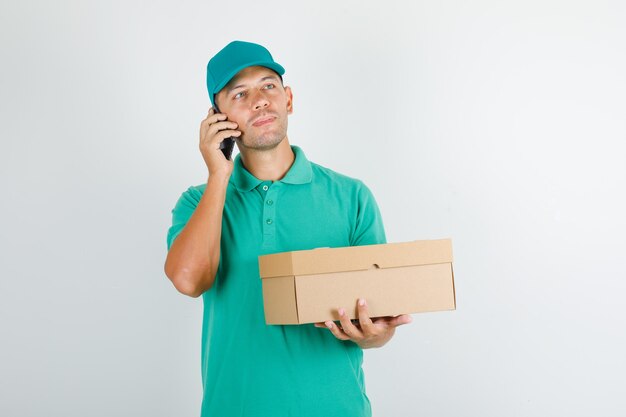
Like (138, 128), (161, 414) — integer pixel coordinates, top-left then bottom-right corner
(167, 145), (386, 417)
(253, 180), (277, 244)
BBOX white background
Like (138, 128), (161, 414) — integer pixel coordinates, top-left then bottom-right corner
(1, 1), (625, 416)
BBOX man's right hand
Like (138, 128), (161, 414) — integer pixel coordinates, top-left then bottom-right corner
(166, 107), (237, 297)
(199, 107), (241, 176)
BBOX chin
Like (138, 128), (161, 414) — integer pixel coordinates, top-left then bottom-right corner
(239, 133), (285, 151)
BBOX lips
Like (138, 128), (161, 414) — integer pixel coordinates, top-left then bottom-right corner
(252, 115), (276, 127)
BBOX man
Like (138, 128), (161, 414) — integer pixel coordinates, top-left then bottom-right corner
(165, 40), (411, 417)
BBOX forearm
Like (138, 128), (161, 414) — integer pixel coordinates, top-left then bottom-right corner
(164, 173), (230, 297)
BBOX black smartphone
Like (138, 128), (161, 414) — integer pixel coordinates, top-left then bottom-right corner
(213, 105), (236, 160)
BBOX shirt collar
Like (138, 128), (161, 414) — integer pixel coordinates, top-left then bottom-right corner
(230, 145), (313, 192)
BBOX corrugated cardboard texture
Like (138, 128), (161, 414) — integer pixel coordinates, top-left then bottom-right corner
(259, 239), (455, 325)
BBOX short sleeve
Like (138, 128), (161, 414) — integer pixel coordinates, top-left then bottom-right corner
(349, 181), (387, 246)
(166, 186), (205, 250)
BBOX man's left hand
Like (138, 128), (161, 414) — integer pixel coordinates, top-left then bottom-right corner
(314, 298), (412, 349)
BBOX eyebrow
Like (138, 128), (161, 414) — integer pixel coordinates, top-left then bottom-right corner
(225, 76), (280, 94)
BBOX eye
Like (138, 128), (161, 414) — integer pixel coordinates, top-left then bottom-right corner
(234, 91), (246, 99)
(263, 83), (275, 90)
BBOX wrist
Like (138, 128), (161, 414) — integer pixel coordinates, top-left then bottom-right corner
(208, 170), (231, 184)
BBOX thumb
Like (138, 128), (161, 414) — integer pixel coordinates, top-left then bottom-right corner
(388, 314), (412, 328)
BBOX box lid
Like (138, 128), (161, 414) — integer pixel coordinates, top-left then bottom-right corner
(259, 239), (452, 279)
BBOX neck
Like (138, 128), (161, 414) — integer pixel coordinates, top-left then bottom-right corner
(239, 138), (295, 181)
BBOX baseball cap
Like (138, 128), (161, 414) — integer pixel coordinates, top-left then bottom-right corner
(206, 40), (285, 107)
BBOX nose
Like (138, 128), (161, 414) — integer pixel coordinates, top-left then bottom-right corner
(251, 90), (270, 110)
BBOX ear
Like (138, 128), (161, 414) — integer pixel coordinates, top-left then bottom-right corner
(284, 86), (294, 114)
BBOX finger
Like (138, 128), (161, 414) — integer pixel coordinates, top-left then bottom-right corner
(205, 127), (241, 144)
(202, 124), (241, 145)
(201, 112), (229, 129)
(201, 119), (230, 139)
(387, 314), (413, 328)
(324, 320), (350, 341)
(337, 308), (363, 340)
(200, 114), (228, 138)
(356, 298), (376, 335)
(201, 130), (241, 150)
(210, 120), (239, 131)
(205, 121), (239, 138)
(202, 107), (220, 122)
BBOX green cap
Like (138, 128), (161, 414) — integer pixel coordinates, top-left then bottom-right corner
(206, 40), (285, 107)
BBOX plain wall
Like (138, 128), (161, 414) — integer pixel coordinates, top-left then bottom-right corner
(1, 0), (625, 416)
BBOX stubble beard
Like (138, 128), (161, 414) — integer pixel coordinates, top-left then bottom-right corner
(237, 117), (288, 152)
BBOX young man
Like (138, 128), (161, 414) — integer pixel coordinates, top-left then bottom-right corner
(165, 40), (411, 417)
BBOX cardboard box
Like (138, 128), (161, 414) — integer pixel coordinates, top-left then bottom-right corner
(258, 239), (456, 325)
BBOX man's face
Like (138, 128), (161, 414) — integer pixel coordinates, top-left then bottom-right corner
(215, 66), (293, 152)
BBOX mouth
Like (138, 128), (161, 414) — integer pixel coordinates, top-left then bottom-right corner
(252, 115), (276, 127)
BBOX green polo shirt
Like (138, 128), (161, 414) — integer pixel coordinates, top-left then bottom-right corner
(167, 145), (386, 417)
